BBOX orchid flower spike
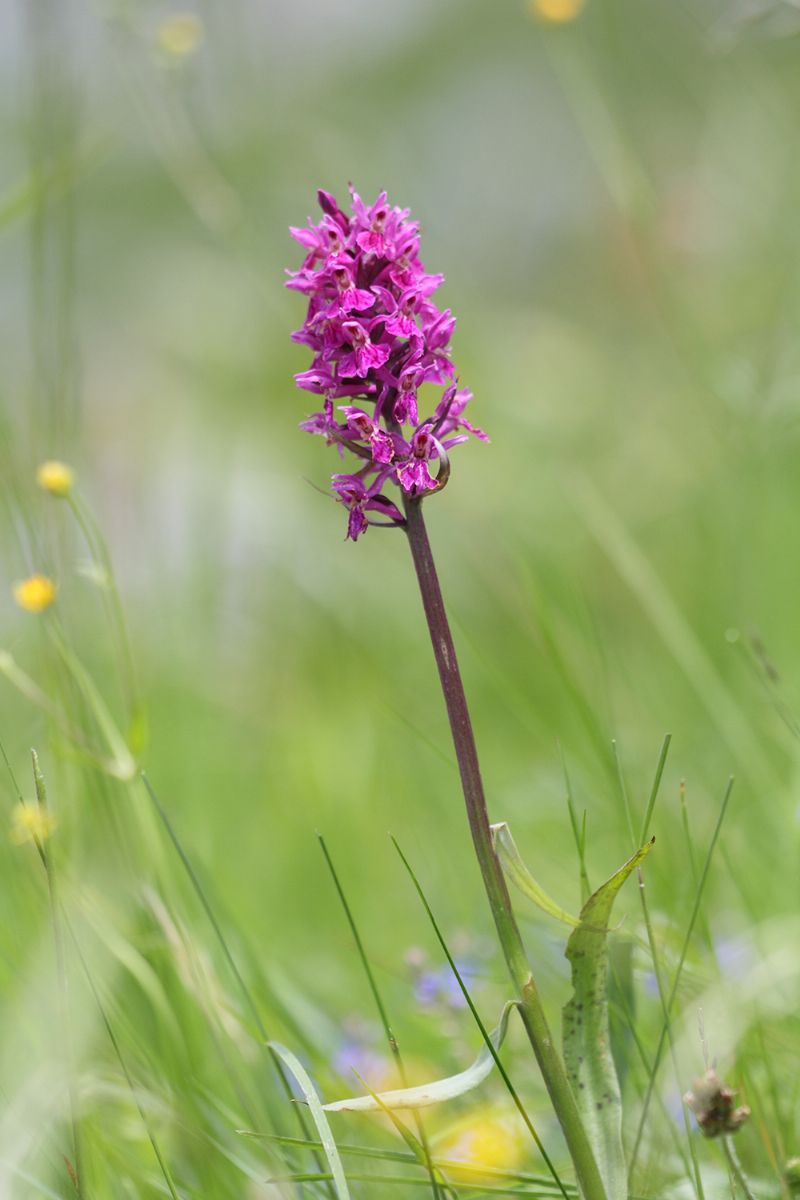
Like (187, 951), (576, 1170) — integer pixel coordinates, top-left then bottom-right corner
(288, 187), (487, 540)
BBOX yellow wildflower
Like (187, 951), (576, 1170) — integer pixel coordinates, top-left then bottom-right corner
(529, 0), (585, 23)
(13, 574), (57, 613)
(157, 13), (204, 58)
(36, 460), (74, 497)
(10, 803), (55, 846)
(440, 1111), (527, 1178)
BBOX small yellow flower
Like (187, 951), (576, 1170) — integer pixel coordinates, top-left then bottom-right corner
(10, 802), (55, 846)
(440, 1111), (527, 1177)
(36, 460), (74, 497)
(157, 13), (204, 58)
(529, 0), (585, 23)
(13, 574), (57, 613)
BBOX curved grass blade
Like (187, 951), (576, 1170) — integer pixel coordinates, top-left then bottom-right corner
(317, 835), (445, 1198)
(390, 836), (569, 1200)
(639, 733), (672, 845)
(67, 924), (181, 1200)
(268, 1041), (351, 1200)
(322, 1002), (515, 1113)
(266, 1170), (567, 1196)
(47, 630), (137, 781)
(491, 823), (579, 927)
(559, 745), (591, 904)
(143, 775), (334, 1196)
(563, 839), (654, 1200)
(348, 1070), (455, 1198)
(628, 777), (734, 1184)
(240, 1132), (577, 1191)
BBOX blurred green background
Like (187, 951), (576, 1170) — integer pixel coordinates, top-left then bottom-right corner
(2, 0), (800, 1196)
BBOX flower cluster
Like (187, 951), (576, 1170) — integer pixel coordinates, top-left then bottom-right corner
(288, 187), (486, 540)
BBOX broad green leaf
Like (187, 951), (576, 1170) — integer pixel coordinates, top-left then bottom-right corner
(491, 822), (579, 927)
(268, 1040), (351, 1200)
(562, 840), (654, 1200)
(323, 1002), (516, 1113)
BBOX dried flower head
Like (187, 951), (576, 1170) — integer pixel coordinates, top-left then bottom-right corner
(13, 574), (57, 613)
(10, 802), (55, 846)
(288, 187), (487, 540)
(36, 460), (74, 497)
(684, 1069), (750, 1138)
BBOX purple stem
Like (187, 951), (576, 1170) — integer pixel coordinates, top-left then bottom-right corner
(402, 494), (607, 1200)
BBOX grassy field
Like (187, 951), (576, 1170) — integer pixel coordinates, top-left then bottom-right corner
(2, 1), (800, 1196)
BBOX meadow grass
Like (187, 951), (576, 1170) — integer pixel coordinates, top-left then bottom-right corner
(3, 1), (800, 1196)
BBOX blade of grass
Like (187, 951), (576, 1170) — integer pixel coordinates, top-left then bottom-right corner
(628, 776), (735, 1183)
(605, 960), (695, 1184)
(143, 773), (294, 1070)
(635, 865), (705, 1200)
(267, 1170), (570, 1196)
(611, 740), (636, 849)
(66, 491), (145, 752)
(30, 751), (84, 1199)
(267, 1042), (350, 1200)
(721, 1137), (757, 1200)
(2, 741), (84, 1193)
(753, 1021), (787, 1168)
(572, 479), (774, 790)
(390, 835), (570, 1200)
(678, 782), (715, 955)
(0, 1159), (65, 1200)
(639, 734), (672, 846)
(141, 772), (333, 1196)
(524, 579), (614, 773)
(559, 745), (591, 904)
(66, 922), (181, 1200)
(349, 1067), (455, 1198)
(46, 629), (137, 781)
(239, 1132), (576, 1190)
(0, 651), (99, 756)
(317, 834), (445, 1199)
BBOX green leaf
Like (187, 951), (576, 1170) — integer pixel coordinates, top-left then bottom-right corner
(323, 1002), (516, 1113)
(562, 839), (654, 1200)
(491, 822), (579, 926)
(267, 1040), (351, 1200)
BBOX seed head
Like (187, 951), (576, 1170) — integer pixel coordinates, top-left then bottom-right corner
(684, 1069), (750, 1138)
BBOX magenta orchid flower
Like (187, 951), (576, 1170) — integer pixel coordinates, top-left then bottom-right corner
(288, 186), (486, 540)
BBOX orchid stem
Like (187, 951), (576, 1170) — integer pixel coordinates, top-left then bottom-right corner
(402, 495), (607, 1200)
